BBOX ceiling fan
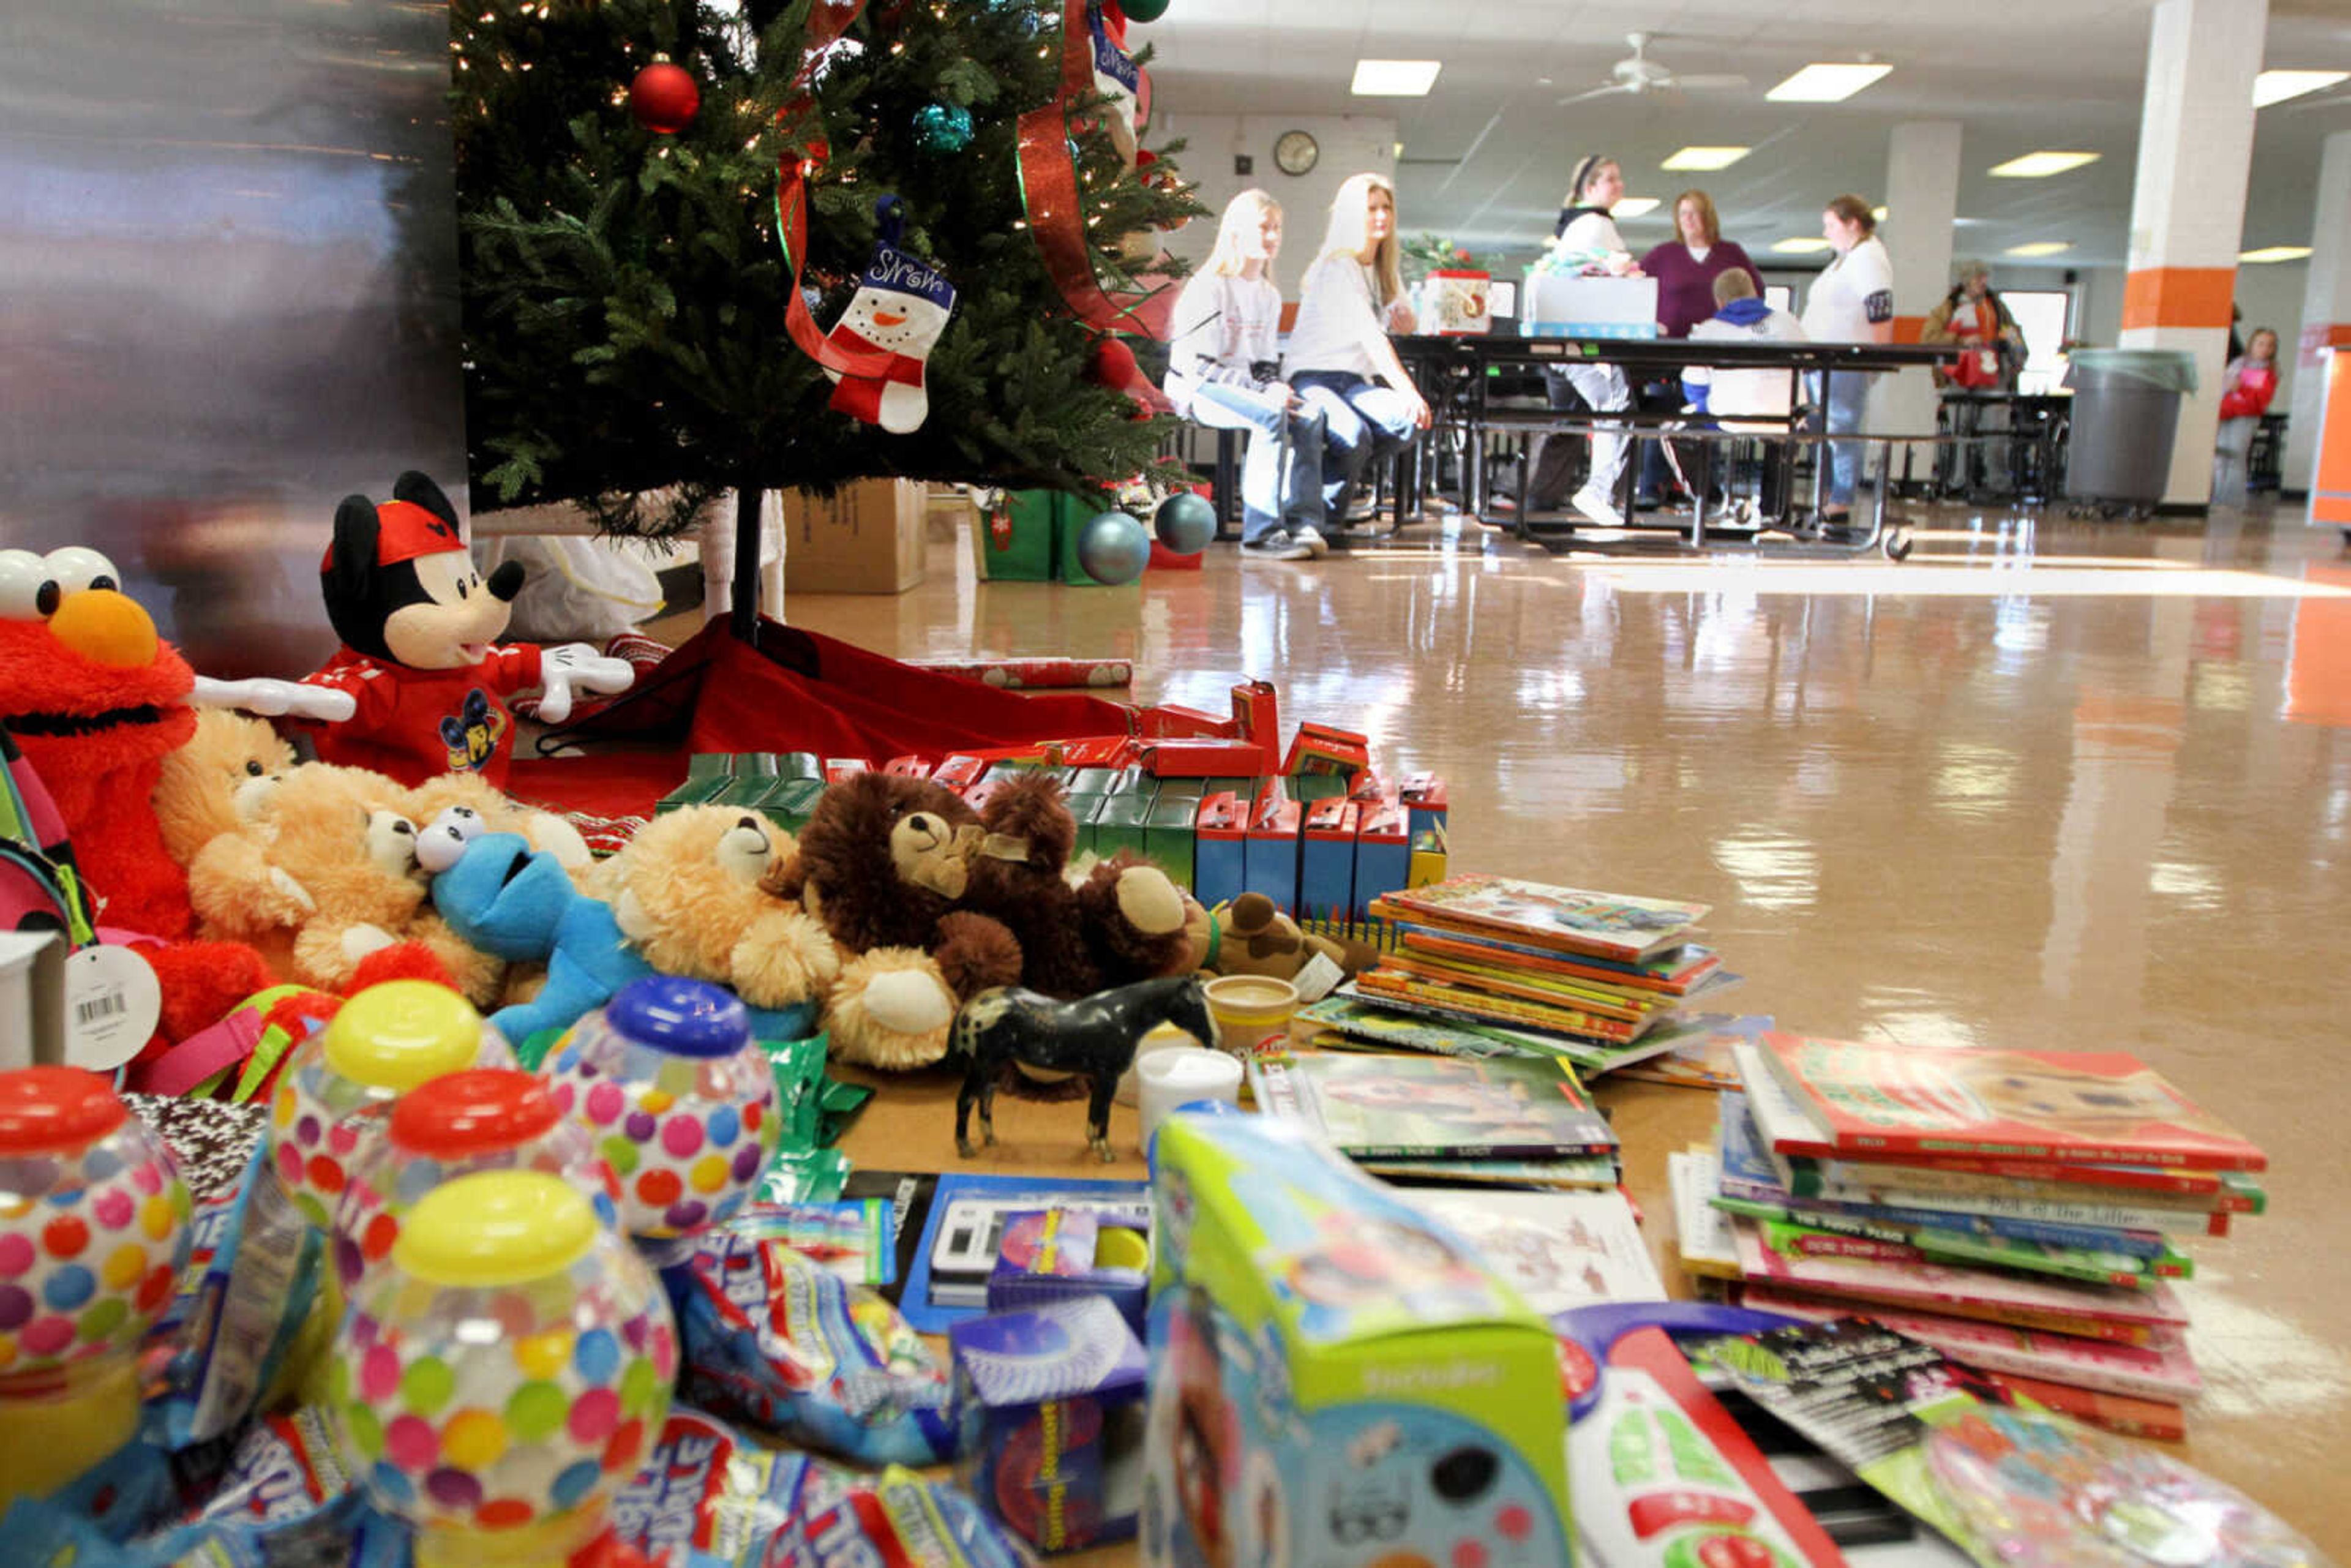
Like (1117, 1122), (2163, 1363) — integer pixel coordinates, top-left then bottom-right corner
(1557, 32), (1749, 104)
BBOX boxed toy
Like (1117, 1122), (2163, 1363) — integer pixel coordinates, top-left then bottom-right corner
(1283, 721), (1371, 778)
(1194, 793), (1246, 907)
(1352, 798), (1410, 920)
(1400, 773), (1449, 838)
(1299, 798), (1359, 924)
(953, 1295), (1151, 1553)
(985, 1207), (1152, 1335)
(1242, 794), (1301, 910)
(1421, 269), (1493, 337)
(1520, 272), (1659, 340)
(1140, 1115), (1572, 1568)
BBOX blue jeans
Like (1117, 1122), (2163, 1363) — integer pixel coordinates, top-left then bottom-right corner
(1809, 369), (1875, 507)
(1186, 381), (1326, 545)
(1291, 370), (1417, 513)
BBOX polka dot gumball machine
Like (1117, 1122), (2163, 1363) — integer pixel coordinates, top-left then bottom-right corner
(271, 980), (517, 1234)
(542, 977), (781, 1260)
(330, 1169), (676, 1568)
(0, 1068), (191, 1510)
(332, 1068), (620, 1297)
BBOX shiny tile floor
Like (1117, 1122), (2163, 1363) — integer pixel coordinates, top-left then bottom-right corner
(776, 496), (2351, 1550)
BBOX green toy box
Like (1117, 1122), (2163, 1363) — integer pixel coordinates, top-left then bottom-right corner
(1140, 1115), (1572, 1568)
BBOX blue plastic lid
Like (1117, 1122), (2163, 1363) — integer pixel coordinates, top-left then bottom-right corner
(605, 976), (751, 1058)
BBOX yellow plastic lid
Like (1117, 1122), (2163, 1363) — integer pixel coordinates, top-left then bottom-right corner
(322, 981), (484, 1091)
(391, 1171), (598, 1288)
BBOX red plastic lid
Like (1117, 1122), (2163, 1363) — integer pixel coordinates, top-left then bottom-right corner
(0, 1067), (129, 1155)
(387, 1068), (559, 1160)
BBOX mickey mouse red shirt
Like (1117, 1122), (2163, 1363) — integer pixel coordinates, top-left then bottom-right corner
(296, 644), (542, 787)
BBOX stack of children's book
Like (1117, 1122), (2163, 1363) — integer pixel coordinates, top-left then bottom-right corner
(1299, 872), (1741, 1078)
(1669, 1034), (2268, 1441)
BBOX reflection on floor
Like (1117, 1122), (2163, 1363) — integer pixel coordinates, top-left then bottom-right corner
(766, 495), (2351, 1546)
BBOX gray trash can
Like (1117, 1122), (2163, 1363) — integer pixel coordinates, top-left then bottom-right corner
(2063, 348), (2198, 515)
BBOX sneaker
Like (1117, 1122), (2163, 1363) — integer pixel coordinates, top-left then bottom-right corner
(1570, 484), (1627, 529)
(1290, 527), (1331, 558)
(1241, 531), (1313, 561)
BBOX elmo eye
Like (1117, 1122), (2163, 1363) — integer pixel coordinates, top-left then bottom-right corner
(43, 547), (121, 597)
(0, 550), (53, 620)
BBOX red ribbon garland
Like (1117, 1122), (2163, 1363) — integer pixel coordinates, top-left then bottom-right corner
(1013, 0), (1176, 339)
(773, 0), (1175, 377)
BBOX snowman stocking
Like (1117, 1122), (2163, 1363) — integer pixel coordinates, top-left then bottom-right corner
(823, 197), (958, 435)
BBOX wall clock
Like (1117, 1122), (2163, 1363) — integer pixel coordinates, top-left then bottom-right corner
(1273, 129), (1319, 177)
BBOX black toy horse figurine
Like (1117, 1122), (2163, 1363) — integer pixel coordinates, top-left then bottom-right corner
(951, 974), (1218, 1161)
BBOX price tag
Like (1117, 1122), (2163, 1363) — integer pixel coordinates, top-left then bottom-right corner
(63, 944), (162, 1070)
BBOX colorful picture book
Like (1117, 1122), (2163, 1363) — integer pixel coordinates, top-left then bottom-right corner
(1328, 983), (1688, 1076)
(1363, 1153), (1621, 1190)
(1351, 968), (1658, 1043)
(1711, 1198), (2192, 1291)
(1247, 1051), (1618, 1161)
(1616, 1012), (1775, 1090)
(1753, 1033), (2268, 1173)
(1392, 925), (1728, 996)
(1668, 1149), (1742, 1281)
(1368, 874), (1709, 963)
(1401, 1188), (1665, 1315)
(1296, 994), (1547, 1059)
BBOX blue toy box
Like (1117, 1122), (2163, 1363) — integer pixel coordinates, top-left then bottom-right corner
(951, 1296), (1152, 1554)
(1139, 1115), (1573, 1568)
(986, 1207), (1153, 1338)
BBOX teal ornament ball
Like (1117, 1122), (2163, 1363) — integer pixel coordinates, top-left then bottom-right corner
(913, 103), (974, 155)
(1121, 0), (1171, 19)
(1153, 492), (1217, 555)
(1075, 511), (1150, 585)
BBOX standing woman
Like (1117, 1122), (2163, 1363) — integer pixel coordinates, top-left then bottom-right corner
(1634, 188), (1764, 503)
(1166, 190), (1329, 559)
(1284, 172), (1431, 539)
(1799, 193), (1895, 526)
(1526, 154), (1640, 527)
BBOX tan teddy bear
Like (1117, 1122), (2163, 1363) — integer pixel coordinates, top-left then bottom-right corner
(589, 805), (841, 1036)
(153, 710), (307, 926)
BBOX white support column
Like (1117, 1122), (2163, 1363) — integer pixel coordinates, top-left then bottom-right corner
(1878, 122), (1963, 483)
(2116, 0), (2267, 508)
(2283, 130), (2351, 501)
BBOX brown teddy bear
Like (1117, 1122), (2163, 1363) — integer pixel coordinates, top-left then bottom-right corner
(153, 710), (299, 871)
(1201, 893), (1354, 999)
(765, 771), (1022, 1069)
(590, 805), (839, 1037)
(959, 771), (1190, 999)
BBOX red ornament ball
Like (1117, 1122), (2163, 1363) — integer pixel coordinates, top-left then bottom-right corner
(629, 62), (700, 135)
(1087, 336), (1141, 391)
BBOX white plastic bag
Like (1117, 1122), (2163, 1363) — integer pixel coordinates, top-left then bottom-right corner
(475, 535), (664, 644)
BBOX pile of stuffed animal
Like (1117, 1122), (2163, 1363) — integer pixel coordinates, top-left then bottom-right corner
(2, 471), (1362, 1095)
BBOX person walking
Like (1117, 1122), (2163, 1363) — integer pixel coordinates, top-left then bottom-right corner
(1525, 154), (1640, 527)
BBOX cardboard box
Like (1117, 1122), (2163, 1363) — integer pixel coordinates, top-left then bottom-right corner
(1141, 1116), (1573, 1568)
(1229, 681), (1281, 774)
(1518, 272), (1660, 340)
(1243, 796), (1302, 912)
(1193, 793), (1247, 909)
(1142, 795), (1198, 890)
(783, 478), (926, 594)
(1298, 799), (1359, 926)
(1422, 268), (1493, 336)
(1352, 798), (1410, 920)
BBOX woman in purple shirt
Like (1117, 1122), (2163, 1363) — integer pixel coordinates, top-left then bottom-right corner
(1632, 190), (1764, 505)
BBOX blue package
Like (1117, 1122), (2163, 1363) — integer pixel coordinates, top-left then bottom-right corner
(678, 1228), (959, 1466)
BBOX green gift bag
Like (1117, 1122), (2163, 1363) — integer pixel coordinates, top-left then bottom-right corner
(971, 490), (1064, 581)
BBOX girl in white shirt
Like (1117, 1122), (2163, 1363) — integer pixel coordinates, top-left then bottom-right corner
(1799, 193), (1895, 523)
(1168, 191), (1329, 558)
(1528, 154), (1640, 527)
(1284, 173), (1431, 539)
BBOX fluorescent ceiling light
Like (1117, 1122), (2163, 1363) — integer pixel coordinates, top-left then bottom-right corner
(1662, 145), (1749, 171)
(1611, 197), (1660, 218)
(2005, 241), (2072, 257)
(1351, 59), (1441, 96)
(1771, 237), (1832, 254)
(2254, 69), (2348, 108)
(2240, 245), (2313, 263)
(1766, 62), (1892, 102)
(1989, 151), (2100, 178)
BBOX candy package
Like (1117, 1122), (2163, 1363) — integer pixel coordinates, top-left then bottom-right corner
(609, 1409), (1030, 1568)
(677, 1228), (958, 1466)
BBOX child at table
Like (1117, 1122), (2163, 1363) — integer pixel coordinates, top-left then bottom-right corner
(1285, 172), (1431, 540)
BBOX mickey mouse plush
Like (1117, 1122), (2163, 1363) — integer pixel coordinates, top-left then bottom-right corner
(294, 471), (634, 787)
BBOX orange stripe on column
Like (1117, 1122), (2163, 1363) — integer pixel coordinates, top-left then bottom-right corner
(1891, 315), (1926, 345)
(2121, 266), (2235, 331)
(2298, 322), (2351, 364)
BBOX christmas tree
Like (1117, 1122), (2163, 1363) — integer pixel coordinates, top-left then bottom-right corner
(451, 0), (1202, 543)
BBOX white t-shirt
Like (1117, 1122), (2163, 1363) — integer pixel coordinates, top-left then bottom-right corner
(1801, 234), (1894, 344)
(1284, 253), (1388, 379)
(1164, 271), (1283, 413)
(1553, 209), (1631, 272)
(1685, 306), (1809, 426)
